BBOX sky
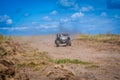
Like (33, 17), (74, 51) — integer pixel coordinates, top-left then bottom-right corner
(0, 0), (120, 36)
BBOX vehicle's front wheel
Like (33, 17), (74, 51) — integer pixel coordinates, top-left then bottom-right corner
(55, 40), (59, 47)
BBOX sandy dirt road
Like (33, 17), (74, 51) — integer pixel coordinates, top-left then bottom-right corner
(13, 35), (120, 80)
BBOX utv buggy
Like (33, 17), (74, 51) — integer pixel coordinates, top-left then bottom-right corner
(55, 33), (71, 47)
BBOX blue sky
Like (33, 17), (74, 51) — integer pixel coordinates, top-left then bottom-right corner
(0, 0), (120, 36)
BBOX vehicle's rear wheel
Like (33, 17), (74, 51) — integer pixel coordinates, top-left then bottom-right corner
(68, 40), (71, 46)
(66, 39), (71, 46)
(56, 44), (59, 47)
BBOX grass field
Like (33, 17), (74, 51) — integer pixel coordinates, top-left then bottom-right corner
(77, 34), (120, 45)
(0, 33), (120, 80)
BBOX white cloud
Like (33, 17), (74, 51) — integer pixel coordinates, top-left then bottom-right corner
(31, 22), (59, 29)
(0, 22), (59, 31)
(24, 13), (30, 17)
(11, 27), (28, 31)
(101, 12), (107, 17)
(39, 22), (59, 29)
(0, 15), (9, 22)
(59, 0), (76, 7)
(60, 18), (69, 22)
(43, 16), (51, 21)
(50, 10), (58, 15)
(4, 15), (9, 19)
(0, 15), (13, 25)
(114, 15), (120, 19)
(0, 27), (28, 31)
(31, 22), (40, 26)
(32, 22), (37, 25)
(6, 19), (13, 24)
(80, 6), (94, 12)
(71, 12), (84, 19)
(58, 0), (79, 10)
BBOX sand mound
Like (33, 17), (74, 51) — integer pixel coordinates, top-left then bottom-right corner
(0, 59), (29, 80)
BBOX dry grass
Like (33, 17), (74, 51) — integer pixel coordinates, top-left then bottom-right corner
(0, 34), (5, 44)
(77, 34), (120, 45)
(0, 34), (12, 44)
(85, 64), (99, 69)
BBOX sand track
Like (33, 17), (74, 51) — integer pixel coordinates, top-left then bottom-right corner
(13, 35), (120, 80)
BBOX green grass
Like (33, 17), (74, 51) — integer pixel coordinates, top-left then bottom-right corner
(53, 58), (90, 64)
(35, 52), (90, 65)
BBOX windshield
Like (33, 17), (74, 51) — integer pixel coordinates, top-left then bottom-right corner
(61, 34), (68, 36)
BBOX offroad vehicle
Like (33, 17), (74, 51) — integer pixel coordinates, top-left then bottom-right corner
(55, 33), (71, 47)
